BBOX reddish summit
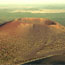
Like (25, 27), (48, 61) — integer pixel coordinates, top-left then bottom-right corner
(0, 18), (63, 30)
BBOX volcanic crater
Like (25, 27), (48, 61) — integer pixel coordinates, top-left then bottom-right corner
(0, 18), (65, 65)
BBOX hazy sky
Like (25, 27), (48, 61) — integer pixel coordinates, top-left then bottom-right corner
(0, 0), (65, 4)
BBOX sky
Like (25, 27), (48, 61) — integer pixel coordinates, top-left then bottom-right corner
(0, 0), (65, 4)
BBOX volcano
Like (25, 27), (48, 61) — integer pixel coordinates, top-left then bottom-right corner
(0, 18), (65, 65)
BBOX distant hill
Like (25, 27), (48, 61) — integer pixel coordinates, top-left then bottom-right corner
(0, 18), (65, 65)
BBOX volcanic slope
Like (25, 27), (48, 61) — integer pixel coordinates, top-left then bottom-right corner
(0, 18), (65, 65)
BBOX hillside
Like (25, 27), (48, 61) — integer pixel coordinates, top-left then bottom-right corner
(0, 18), (65, 65)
